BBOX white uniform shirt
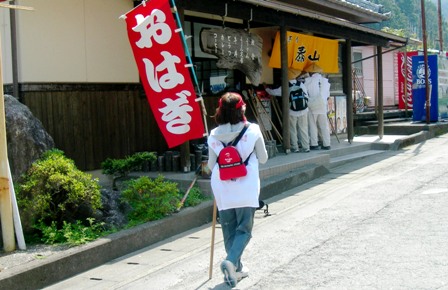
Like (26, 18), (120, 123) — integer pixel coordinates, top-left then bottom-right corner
(305, 73), (331, 115)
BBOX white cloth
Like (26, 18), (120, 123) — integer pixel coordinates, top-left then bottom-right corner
(207, 122), (268, 211)
(308, 113), (331, 147)
(305, 73), (330, 115)
(290, 113), (309, 151)
(305, 73), (331, 147)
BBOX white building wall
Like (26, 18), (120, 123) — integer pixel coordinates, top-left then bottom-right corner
(1, 0), (138, 83)
(356, 46), (397, 107)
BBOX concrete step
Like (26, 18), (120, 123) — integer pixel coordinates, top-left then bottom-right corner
(329, 149), (386, 169)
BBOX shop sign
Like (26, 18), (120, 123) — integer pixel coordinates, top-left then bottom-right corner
(269, 31), (339, 73)
(124, 0), (205, 148)
(200, 27), (263, 86)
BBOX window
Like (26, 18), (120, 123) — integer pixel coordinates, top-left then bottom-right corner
(352, 52), (363, 76)
(185, 19), (243, 95)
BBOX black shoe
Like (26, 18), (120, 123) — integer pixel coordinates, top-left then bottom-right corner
(310, 145), (320, 150)
(322, 146), (331, 150)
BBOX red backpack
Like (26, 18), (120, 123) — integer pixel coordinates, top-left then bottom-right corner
(217, 124), (252, 181)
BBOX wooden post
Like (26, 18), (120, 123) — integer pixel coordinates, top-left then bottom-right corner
(344, 39), (353, 143)
(0, 37), (15, 252)
(280, 25), (290, 152)
(377, 46), (384, 139)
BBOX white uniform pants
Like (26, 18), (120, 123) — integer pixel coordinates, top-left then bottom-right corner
(289, 113), (309, 151)
(308, 113), (330, 147)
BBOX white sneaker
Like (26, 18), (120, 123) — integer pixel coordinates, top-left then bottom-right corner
(221, 260), (238, 287)
(236, 270), (249, 281)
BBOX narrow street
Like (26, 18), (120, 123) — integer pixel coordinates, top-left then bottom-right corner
(47, 134), (448, 290)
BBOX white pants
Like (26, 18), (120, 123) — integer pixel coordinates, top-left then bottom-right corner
(308, 113), (330, 147)
(289, 113), (309, 151)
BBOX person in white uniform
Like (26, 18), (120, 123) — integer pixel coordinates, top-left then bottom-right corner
(265, 69), (310, 153)
(305, 72), (331, 150)
(207, 92), (268, 287)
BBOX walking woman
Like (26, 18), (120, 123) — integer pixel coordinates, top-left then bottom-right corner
(207, 92), (268, 287)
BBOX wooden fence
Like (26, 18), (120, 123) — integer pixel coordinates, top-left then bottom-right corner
(20, 84), (219, 171)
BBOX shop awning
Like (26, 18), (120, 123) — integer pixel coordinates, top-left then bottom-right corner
(269, 31), (339, 73)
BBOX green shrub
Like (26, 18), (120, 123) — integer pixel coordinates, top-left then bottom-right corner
(101, 151), (157, 190)
(182, 186), (211, 207)
(35, 218), (107, 246)
(17, 149), (102, 235)
(101, 151), (157, 176)
(121, 175), (180, 224)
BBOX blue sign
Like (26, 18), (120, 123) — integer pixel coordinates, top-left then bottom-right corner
(412, 55), (438, 122)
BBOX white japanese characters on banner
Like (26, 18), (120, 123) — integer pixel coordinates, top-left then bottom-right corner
(125, 1), (205, 148)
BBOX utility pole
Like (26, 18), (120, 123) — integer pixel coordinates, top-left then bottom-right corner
(421, 0), (430, 124)
(0, 1), (34, 252)
(438, 0), (444, 53)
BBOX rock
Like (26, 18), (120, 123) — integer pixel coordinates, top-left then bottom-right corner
(4, 94), (55, 182)
(98, 188), (129, 230)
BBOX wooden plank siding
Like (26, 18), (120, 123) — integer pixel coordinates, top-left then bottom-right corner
(19, 84), (220, 171)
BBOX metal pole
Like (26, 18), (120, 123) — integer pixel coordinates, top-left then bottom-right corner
(404, 50), (409, 118)
(170, 0), (209, 135)
(438, 0), (444, 52)
(9, 5), (19, 101)
(421, 0), (430, 124)
(344, 39), (353, 143)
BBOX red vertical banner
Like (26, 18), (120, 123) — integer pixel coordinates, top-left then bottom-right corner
(125, 1), (205, 148)
(398, 51), (418, 109)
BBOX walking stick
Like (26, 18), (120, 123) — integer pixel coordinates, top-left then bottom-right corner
(327, 113), (340, 143)
(176, 166), (201, 211)
(209, 199), (217, 279)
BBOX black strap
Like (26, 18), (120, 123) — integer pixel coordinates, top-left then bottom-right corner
(221, 123), (252, 165)
(244, 152), (253, 165)
(230, 123), (249, 146)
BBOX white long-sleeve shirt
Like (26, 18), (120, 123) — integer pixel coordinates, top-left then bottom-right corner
(207, 122), (268, 211)
(305, 73), (331, 115)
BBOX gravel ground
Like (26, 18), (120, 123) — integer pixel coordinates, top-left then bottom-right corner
(0, 243), (71, 273)
(0, 173), (122, 274)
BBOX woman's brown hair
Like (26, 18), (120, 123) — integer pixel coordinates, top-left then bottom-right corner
(213, 92), (246, 125)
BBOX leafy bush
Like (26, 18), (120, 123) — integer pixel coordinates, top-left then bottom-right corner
(35, 218), (107, 246)
(182, 186), (211, 207)
(17, 149), (102, 235)
(101, 151), (157, 190)
(121, 175), (181, 224)
(101, 151), (157, 176)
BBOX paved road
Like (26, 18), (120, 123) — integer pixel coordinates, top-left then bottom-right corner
(46, 134), (448, 289)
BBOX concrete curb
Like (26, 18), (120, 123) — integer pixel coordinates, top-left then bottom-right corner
(0, 202), (213, 290)
(391, 131), (429, 150)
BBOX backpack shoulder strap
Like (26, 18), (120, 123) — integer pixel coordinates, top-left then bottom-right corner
(231, 123), (249, 146)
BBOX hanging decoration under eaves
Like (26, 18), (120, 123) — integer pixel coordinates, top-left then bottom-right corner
(200, 27), (263, 86)
(269, 31), (339, 74)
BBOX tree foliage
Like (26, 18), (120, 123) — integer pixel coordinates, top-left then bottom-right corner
(369, 0), (448, 51)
